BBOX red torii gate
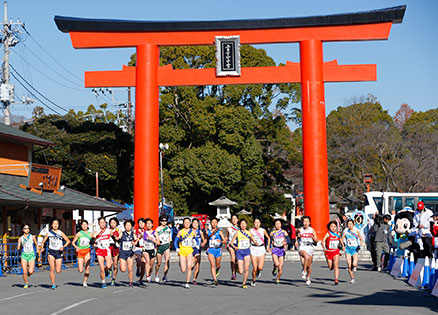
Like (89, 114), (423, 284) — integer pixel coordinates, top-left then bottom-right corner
(55, 6), (405, 238)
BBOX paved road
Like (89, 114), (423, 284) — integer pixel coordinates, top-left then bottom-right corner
(0, 260), (436, 315)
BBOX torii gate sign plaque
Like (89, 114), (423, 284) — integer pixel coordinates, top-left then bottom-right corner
(55, 6), (405, 238)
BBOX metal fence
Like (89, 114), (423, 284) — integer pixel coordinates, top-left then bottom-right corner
(0, 236), (96, 276)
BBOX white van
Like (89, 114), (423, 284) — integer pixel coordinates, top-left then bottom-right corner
(363, 191), (438, 218)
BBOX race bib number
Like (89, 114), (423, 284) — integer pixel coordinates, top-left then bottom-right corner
(347, 238), (358, 247)
(159, 233), (170, 244)
(23, 243), (33, 252)
(143, 241), (155, 251)
(49, 237), (62, 250)
(79, 238), (90, 247)
(192, 238), (200, 249)
(98, 239), (110, 249)
(138, 239), (144, 247)
(329, 240), (339, 249)
(274, 238), (284, 247)
(239, 239), (250, 249)
(182, 237), (192, 247)
(122, 241), (133, 251)
(209, 239), (220, 248)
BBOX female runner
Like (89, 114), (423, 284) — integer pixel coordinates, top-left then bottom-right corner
(155, 215), (172, 282)
(119, 219), (137, 287)
(191, 218), (206, 285)
(17, 224), (38, 288)
(134, 218), (146, 284)
(40, 217), (70, 289)
(226, 214), (239, 280)
(143, 218), (159, 282)
(92, 217), (113, 288)
(342, 219), (363, 284)
(109, 217), (121, 286)
(270, 219), (288, 284)
(250, 218), (271, 286)
(322, 220), (343, 285)
(230, 218), (257, 289)
(72, 220), (92, 287)
(174, 217), (195, 288)
(206, 217), (227, 286)
(297, 216), (318, 285)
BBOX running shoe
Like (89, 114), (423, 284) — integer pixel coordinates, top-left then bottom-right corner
(350, 278), (355, 284)
(184, 283), (190, 289)
(214, 280), (218, 286)
(51, 284), (56, 290)
(377, 266), (382, 272)
(242, 283), (248, 289)
(24, 284), (29, 289)
(128, 282), (133, 288)
(139, 280), (144, 286)
(353, 267), (357, 272)
(102, 283), (107, 288)
(334, 279), (339, 286)
(110, 279), (115, 286)
(106, 269), (112, 279)
(146, 276), (151, 283)
(155, 276), (160, 283)
(306, 279), (311, 286)
(83, 282), (88, 287)
(231, 273), (236, 281)
(256, 270), (261, 278)
(301, 271), (307, 279)
(216, 268), (220, 277)
(192, 280), (198, 285)
(162, 275), (168, 282)
(105, 269), (109, 278)
(272, 267), (278, 277)
(276, 279), (280, 285)
(251, 281), (256, 287)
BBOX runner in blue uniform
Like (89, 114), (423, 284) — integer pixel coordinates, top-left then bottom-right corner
(206, 218), (227, 286)
(191, 218), (206, 285)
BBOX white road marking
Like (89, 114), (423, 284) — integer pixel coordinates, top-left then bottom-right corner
(0, 291), (41, 302)
(49, 298), (96, 315)
(113, 289), (128, 293)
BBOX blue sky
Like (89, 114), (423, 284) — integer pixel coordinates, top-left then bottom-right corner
(4, 0), (437, 129)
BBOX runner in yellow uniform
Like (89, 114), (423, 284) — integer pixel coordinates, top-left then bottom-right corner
(174, 217), (195, 288)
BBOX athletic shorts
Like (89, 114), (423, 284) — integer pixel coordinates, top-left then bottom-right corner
(143, 249), (156, 259)
(272, 246), (285, 257)
(207, 247), (222, 258)
(236, 248), (251, 260)
(193, 247), (201, 257)
(96, 248), (110, 257)
(110, 246), (119, 257)
(134, 247), (142, 256)
(250, 245), (266, 257)
(77, 248), (90, 259)
(21, 252), (36, 262)
(119, 250), (134, 261)
(325, 249), (340, 260)
(299, 245), (314, 256)
(345, 246), (359, 256)
(179, 247), (194, 257)
(157, 243), (170, 255)
(48, 249), (63, 260)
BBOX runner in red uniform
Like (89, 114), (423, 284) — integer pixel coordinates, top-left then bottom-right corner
(322, 221), (343, 285)
(92, 217), (113, 288)
(109, 217), (121, 286)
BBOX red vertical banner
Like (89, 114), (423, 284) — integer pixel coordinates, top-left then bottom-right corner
(299, 40), (329, 240)
(134, 44), (160, 226)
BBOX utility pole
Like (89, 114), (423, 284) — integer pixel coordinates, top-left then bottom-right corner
(0, 0), (23, 125)
(127, 87), (132, 134)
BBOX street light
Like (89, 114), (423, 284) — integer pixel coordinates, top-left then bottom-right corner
(159, 143), (169, 210)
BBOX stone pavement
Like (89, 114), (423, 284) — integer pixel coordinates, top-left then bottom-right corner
(0, 260), (436, 315)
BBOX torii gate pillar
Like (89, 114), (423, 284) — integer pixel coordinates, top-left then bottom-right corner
(300, 39), (329, 231)
(134, 44), (160, 224)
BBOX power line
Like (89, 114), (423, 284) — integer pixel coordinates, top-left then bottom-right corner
(19, 41), (84, 88)
(22, 25), (84, 82)
(13, 51), (89, 92)
(10, 71), (63, 115)
(10, 64), (68, 113)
